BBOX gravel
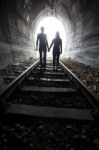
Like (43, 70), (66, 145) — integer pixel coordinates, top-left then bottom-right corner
(0, 58), (35, 91)
(0, 119), (99, 150)
(62, 58), (99, 97)
(1, 58), (98, 97)
(8, 92), (93, 109)
(0, 58), (99, 150)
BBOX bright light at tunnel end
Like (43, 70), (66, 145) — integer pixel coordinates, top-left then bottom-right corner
(35, 17), (66, 57)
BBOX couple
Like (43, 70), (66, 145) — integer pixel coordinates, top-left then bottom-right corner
(36, 27), (62, 69)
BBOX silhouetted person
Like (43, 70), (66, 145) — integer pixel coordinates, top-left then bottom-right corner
(36, 27), (49, 68)
(49, 32), (62, 69)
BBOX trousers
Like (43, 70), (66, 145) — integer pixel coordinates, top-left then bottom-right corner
(53, 52), (60, 67)
(39, 50), (46, 67)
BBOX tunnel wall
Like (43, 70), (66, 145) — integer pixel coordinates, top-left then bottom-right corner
(62, 0), (99, 67)
(0, 0), (35, 69)
(0, 0), (99, 69)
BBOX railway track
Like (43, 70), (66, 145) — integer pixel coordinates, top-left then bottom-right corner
(0, 60), (99, 149)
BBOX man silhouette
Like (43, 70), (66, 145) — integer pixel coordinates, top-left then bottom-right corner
(36, 27), (49, 68)
(49, 32), (62, 69)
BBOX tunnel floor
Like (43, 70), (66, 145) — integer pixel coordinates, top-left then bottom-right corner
(0, 58), (99, 150)
(0, 119), (99, 150)
(0, 58), (99, 98)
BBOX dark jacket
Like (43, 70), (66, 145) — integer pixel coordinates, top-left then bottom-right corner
(50, 37), (62, 54)
(36, 33), (48, 51)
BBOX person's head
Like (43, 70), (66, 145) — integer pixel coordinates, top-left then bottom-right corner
(41, 27), (44, 33)
(55, 32), (60, 38)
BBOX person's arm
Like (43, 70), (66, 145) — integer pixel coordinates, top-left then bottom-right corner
(49, 40), (54, 51)
(45, 36), (49, 52)
(45, 35), (49, 49)
(36, 35), (39, 50)
(60, 39), (62, 54)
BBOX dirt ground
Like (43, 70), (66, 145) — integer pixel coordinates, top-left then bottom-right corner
(61, 58), (99, 97)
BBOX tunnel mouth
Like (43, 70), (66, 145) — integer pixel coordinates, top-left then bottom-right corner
(34, 16), (67, 58)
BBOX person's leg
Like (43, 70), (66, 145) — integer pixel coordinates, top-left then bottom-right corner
(57, 53), (60, 68)
(39, 50), (42, 67)
(53, 52), (55, 67)
(44, 50), (46, 67)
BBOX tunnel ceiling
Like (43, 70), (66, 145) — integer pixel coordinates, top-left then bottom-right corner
(0, 0), (99, 68)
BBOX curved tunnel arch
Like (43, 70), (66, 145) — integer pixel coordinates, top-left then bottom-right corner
(0, 0), (99, 68)
(31, 5), (73, 58)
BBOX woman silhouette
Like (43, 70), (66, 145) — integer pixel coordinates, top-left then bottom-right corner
(49, 32), (62, 69)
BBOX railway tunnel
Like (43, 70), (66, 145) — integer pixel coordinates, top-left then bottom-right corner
(0, 0), (99, 68)
(0, 0), (99, 150)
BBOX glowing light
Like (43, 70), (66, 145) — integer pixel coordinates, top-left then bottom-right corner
(35, 17), (66, 57)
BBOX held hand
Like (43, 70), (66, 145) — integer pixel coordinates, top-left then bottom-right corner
(48, 48), (50, 52)
(60, 51), (62, 54)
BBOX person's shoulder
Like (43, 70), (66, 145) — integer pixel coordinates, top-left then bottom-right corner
(53, 38), (55, 41)
(37, 33), (43, 38)
(51, 38), (55, 43)
(60, 38), (62, 42)
(37, 33), (41, 37)
(59, 37), (62, 40)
